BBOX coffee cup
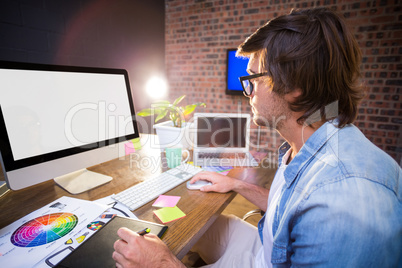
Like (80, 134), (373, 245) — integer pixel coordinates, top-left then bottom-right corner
(165, 146), (190, 168)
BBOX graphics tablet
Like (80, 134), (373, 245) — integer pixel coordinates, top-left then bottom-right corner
(56, 216), (167, 268)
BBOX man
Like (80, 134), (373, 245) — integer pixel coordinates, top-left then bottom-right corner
(113, 7), (401, 267)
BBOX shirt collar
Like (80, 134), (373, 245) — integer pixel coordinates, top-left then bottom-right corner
(279, 119), (341, 188)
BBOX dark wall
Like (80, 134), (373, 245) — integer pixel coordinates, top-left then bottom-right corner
(0, 0), (165, 132)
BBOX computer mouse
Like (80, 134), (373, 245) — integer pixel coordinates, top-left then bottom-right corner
(186, 180), (212, 190)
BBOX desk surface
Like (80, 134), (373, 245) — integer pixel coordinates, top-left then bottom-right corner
(0, 134), (276, 260)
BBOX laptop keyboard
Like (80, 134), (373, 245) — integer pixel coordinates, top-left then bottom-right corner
(198, 152), (247, 159)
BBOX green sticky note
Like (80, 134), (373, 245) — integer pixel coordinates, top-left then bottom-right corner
(131, 138), (141, 150)
(153, 206), (186, 224)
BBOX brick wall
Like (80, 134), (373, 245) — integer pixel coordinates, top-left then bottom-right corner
(165, 0), (402, 165)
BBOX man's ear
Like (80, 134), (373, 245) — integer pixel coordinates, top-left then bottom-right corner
(285, 88), (302, 102)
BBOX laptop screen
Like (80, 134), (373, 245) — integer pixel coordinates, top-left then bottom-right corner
(196, 116), (247, 148)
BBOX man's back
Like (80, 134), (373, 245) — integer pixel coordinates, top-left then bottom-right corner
(271, 121), (401, 267)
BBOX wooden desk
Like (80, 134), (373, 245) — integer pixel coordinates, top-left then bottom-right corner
(0, 134), (275, 260)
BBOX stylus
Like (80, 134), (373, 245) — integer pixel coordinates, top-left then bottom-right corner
(137, 228), (151, 236)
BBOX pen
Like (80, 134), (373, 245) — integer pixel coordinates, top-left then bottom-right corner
(137, 228), (151, 236)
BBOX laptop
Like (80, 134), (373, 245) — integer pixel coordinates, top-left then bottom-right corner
(192, 113), (258, 167)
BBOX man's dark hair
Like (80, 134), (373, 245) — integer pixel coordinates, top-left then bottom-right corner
(237, 7), (364, 127)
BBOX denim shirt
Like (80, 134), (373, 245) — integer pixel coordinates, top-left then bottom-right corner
(258, 120), (402, 267)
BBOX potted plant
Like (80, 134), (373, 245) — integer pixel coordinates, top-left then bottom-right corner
(137, 95), (206, 149)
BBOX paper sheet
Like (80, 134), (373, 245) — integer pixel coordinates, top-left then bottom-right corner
(131, 138), (142, 150)
(152, 195), (181, 208)
(0, 196), (108, 268)
(153, 206), (186, 224)
(32, 195), (137, 268)
(124, 141), (136, 155)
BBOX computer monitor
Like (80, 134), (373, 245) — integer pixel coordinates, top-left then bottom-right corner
(0, 61), (139, 193)
(225, 48), (250, 95)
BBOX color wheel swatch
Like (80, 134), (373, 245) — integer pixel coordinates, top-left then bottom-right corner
(10, 213), (78, 247)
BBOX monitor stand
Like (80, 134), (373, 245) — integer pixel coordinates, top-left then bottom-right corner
(54, 169), (112, 195)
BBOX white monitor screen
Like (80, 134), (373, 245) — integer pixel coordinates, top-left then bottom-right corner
(0, 61), (139, 190)
(1, 69), (135, 161)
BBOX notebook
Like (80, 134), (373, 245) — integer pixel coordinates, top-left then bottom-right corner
(192, 113), (258, 167)
(56, 216), (167, 268)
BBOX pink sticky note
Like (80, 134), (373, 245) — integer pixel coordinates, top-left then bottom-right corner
(152, 195), (181, 208)
(124, 142), (136, 155)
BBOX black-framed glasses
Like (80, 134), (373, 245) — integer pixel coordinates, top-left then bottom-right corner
(239, 72), (268, 96)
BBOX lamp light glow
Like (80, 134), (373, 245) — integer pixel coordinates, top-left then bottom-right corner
(145, 76), (168, 98)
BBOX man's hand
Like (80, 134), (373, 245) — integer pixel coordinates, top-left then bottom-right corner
(190, 171), (269, 211)
(189, 171), (238, 193)
(113, 227), (184, 268)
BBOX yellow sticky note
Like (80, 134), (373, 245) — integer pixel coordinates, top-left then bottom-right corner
(153, 206), (186, 224)
(131, 138), (142, 150)
(187, 161), (201, 168)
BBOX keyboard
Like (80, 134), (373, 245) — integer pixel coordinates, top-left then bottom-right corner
(112, 163), (203, 211)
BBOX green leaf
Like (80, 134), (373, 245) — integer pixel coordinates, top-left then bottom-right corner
(152, 107), (166, 114)
(183, 105), (196, 116)
(155, 109), (168, 123)
(169, 112), (176, 122)
(183, 102), (206, 116)
(138, 95), (205, 126)
(173, 95), (185, 106)
(171, 116), (183, 128)
(151, 102), (170, 109)
(137, 108), (153, 117)
(165, 105), (181, 114)
(138, 107), (167, 116)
